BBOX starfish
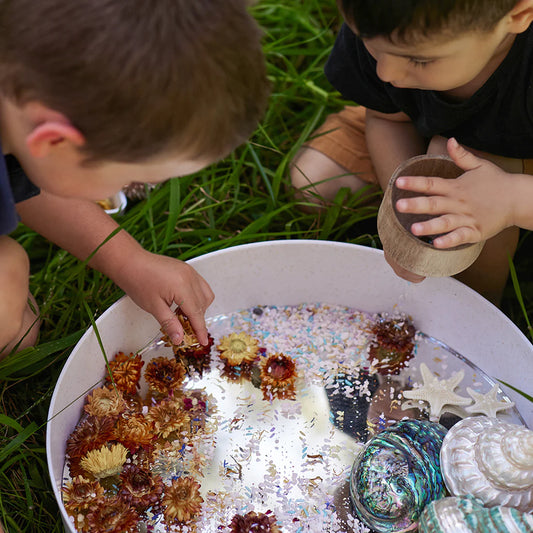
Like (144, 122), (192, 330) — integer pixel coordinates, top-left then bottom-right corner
(402, 363), (471, 419)
(465, 384), (515, 418)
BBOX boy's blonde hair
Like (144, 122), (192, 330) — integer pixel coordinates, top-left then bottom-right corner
(0, 0), (269, 163)
(339, 0), (520, 42)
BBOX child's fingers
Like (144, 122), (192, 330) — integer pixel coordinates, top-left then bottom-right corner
(183, 307), (209, 346)
(447, 137), (482, 171)
(153, 302), (184, 345)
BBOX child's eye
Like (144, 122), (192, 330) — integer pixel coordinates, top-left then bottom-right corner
(408, 57), (434, 68)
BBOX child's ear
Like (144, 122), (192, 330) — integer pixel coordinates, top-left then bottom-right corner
(507, 0), (533, 33)
(24, 104), (85, 158)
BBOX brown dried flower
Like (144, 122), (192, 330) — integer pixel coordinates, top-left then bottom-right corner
(217, 332), (260, 366)
(144, 356), (186, 396)
(62, 475), (105, 514)
(84, 386), (127, 418)
(260, 353), (298, 401)
(161, 310), (214, 375)
(146, 398), (191, 439)
(114, 412), (155, 452)
(368, 316), (416, 375)
(66, 415), (116, 459)
(105, 351), (144, 395)
(118, 463), (164, 511)
(229, 510), (281, 532)
(85, 495), (140, 533)
(79, 443), (128, 479)
(162, 476), (203, 524)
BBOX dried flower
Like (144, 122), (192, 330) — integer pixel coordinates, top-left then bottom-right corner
(79, 443), (128, 479)
(118, 463), (164, 511)
(105, 351), (144, 395)
(229, 510), (281, 532)
(146, 398), (191, 439)
(114, 412), (155, 452)
(217, 332), (259, 366)
(161, 310), (214, 375)
(62, 475), (105, 514)
(144, 356), (186, 396)
(85, 495), (140, 533)
(162, 476), (203, 524)
(368, 316), (416, 375)
(66, 415), (116, 459)
(84, 387), (127, 418)
(260, 353), (298, 401)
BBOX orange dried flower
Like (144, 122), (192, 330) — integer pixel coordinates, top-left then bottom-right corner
(146, 398), (191, 439)
(229, 510), (280, 532)
(144, 356), (186, 396)
(114, 412), (155, 452)
(118, 464), (164, 512)
(85, 495), (140, 533)
(105, 352), (144, 395)
(84, 386), (127, 418)
(162, 476), (203, 524)
(66, 415), (116, 459)
(260, 353), (298, 401)
(368, 316), (416, 375)
(62, 475), (105, 514)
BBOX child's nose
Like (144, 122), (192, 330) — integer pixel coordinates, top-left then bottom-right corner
(375, 55), (403, 84)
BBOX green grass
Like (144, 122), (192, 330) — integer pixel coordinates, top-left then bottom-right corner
(2, 1), (532, 531)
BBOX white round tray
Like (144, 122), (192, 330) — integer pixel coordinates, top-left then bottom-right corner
(46, 240), (533, 531)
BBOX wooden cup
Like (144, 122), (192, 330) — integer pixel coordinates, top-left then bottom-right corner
(377, 155), (485, 277)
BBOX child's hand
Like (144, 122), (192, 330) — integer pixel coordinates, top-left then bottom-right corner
(116, 250), (214, 346)
(394, 138), (514, 248)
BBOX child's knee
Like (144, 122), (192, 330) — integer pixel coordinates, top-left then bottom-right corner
(0, 236), (37, 352)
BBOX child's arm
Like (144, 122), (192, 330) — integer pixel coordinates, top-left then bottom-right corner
(366, 108), (430, 282)
(16, 190), (214, 345)
(394, 137), (533, 248)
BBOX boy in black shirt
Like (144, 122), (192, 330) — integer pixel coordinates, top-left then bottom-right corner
(291, 0), (533, 305)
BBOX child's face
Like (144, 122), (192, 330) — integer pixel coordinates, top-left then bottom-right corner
(360, 22), (513, 93)
(27, 152), (212, 201)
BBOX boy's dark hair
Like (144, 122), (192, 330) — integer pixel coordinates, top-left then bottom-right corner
(339, 0), (519, 42)
(0, 0), (269, 163)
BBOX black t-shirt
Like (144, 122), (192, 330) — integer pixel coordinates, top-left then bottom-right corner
(325, 23), (533, 158)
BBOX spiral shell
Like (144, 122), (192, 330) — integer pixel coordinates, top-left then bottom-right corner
(349, 419), (447, 532)
(440, 416), (533, 513)
(419, 496), (533, 533)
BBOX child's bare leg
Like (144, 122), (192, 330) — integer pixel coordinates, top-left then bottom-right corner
(454, 226), (520, 306)
(290, 147), (370, 206)
(0, 236), (40, 358)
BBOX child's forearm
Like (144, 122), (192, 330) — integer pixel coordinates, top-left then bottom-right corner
(16, 190), (144, 280)
(365, 109), (427, 188)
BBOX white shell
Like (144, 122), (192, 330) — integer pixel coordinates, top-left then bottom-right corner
(440, 416), (533, 512)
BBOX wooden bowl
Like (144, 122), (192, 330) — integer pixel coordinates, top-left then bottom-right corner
(377, 155), (484, 277)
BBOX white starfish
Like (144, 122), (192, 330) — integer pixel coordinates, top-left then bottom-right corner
(402, 363), (471, 419)
(465, 384), (515, 418)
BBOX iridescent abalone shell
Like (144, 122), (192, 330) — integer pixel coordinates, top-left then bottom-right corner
(419, 496), (533, 533)
(349, 419), (447, 533)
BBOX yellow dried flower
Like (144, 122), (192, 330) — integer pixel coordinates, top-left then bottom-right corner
(80, 443), (128, 479)
(217, 332), (259, 366)
(84, 387), (127, 418)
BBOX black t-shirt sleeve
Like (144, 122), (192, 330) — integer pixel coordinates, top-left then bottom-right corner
(324, 23), (401, 114)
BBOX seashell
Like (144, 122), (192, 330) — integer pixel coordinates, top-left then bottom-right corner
(418, 496), (533, 533)
(349, 419), (447, 532)
(440, 416), (533, 513)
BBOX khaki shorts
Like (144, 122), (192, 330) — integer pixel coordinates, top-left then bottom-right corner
(304, 105), (378, 184)
(306, 105), (533, 178)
